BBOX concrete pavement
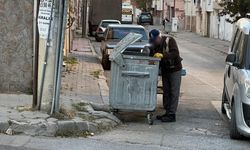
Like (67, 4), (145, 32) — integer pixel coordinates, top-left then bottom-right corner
(0, 38), (117, 137)
(61, 38), (109, 107)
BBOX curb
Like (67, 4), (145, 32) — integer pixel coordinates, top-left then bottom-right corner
(88, 39), (110, 105)
(0, 103), (120, 137)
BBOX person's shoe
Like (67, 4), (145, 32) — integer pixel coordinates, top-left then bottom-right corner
(156, 113), (168, 120)
(161, 114), (176, 122)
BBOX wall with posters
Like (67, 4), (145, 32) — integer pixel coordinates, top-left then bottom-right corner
(0, 0), (34, 93)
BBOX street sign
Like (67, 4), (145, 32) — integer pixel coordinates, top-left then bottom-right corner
(38, 0), (53, 39)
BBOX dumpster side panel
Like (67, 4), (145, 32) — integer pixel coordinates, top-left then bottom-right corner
(110, 57), (159, 111)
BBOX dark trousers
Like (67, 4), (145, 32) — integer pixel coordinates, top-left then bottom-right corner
(162, 69), (182, 115)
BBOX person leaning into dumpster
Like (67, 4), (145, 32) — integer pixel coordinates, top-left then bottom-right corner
(149, 29), (183, 122)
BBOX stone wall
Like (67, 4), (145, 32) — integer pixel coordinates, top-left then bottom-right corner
(0, 0), (34, 93)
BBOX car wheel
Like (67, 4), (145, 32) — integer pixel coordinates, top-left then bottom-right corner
(221, 88), (227, 114)
(230, 102), (243, 139)
(101, 53), (111, 70)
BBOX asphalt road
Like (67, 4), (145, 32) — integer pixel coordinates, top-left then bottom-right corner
(1, 26), (250, 150)
(90, 25), (250, 149)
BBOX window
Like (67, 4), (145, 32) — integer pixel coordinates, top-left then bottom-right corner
(230, 29), (239, 52)
(232, 30), (242, 53)
(110, 28), (148, 40)
(101, 21), (120, 28)
(235, 32), (245, 64)
(235, 34), (248, 65)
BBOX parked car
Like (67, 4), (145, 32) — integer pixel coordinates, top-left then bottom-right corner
(95, 20), (121, 42)
(137, 12), (153, 25)
(101, 24), (150, 70)
(222, 18), (250, 139)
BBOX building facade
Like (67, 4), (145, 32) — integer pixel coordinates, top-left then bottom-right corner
(152, 0), (164, 25)
(0, 0), (34, 93)
(184, 0), (196, 31)
(164, 0), (185, 30)
(185, 0), (233, 41)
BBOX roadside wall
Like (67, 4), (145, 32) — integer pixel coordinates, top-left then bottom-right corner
(0, 0), (34, 93)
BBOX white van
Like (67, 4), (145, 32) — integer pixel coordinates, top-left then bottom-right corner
(122, 3), (133, 24)
(222, 17), (250, 139)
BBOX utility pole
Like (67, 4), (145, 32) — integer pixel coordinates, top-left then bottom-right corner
(173, 0), (176, 17)
(190, 0), (193, 31)
(82, 0), (88, 37)
(163, 0), (165, 19)
(51, 0), (68, 114)
(78, 0), (80, 27)
(37, 0), (68, 113)
(37, 0), (56, 111)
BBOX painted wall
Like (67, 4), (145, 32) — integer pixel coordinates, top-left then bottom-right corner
(218, 15), (233, 41)
(195, 0), (233, 41)
(152, 0), (163, 10)
(0, 0), (34, 93)
(164, 0), (185, 30)
(184, 0), (196, 31)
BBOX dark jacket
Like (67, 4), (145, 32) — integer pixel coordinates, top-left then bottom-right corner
(151, 36), (182, 73)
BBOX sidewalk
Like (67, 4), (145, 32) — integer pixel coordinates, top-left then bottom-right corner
(61, 38), (109, 109)
(0, 38), (118, 137)
(174, 31), (231, 54)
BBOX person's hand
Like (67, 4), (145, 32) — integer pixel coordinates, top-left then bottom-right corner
(153, 53), (163, 59)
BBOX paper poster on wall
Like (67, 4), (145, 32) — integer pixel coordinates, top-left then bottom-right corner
(37, 0), (53, 39)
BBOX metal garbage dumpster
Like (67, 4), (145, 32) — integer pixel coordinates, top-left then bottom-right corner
(109, 33), (160, 125)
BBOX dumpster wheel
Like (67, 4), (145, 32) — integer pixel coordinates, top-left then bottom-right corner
(147, 112), (154, 125)
(111, 109), (119, 115)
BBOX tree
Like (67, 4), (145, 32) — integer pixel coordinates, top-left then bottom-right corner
(220, 0), (250, 23)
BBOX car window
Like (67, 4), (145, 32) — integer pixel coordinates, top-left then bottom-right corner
(232, 31), (242, 54)
(141, 14), (151, 19)
(230, 29), (239, 52)
(246, 35), (250, 69)
(235, 32), (245, 63)
(235, 34), (248, 65)
(109, 27), (148, 40)
(101, 21), (120, 28)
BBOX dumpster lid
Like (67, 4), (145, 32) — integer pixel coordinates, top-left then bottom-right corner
(109, 32), (143, 63)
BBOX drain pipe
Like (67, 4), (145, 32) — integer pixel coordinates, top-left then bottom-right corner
(33, 0), (40, 108)
(38, 0), (55, 110)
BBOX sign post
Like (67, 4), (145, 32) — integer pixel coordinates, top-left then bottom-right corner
(37, 0), (54, 111)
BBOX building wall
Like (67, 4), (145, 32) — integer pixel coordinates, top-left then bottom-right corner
(194, 0), (233, 41)
(184, 0), (196, 31)
(164, 0), (185, 30)
(218, 15), (233, 41)
(0, 0), (34, 93)
(152, 0), (164, 25)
